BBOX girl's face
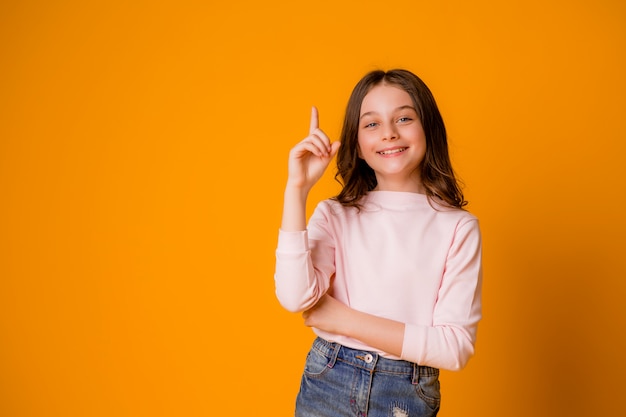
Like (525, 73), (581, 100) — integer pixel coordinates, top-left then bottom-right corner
(357, 83), (427, 193)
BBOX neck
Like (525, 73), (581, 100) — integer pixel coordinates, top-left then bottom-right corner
(374, 176), (426, 194)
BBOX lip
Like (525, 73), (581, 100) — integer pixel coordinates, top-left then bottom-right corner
(376, 146), (408, 156)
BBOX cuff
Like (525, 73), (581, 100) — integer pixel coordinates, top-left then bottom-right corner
(277, 229), (309, 253)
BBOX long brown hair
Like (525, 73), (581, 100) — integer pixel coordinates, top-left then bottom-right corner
(334, 69), (467, 209)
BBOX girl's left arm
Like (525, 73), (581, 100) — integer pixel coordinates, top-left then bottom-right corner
(303, 218), (482, 371)
(302, 294), (406, 357)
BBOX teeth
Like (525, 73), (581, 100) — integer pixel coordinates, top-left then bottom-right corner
(378, 148), (406, 155)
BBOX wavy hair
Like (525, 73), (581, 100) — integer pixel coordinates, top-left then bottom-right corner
(333, 69), (467, 209)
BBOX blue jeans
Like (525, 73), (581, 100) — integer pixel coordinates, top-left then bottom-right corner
(295, 337), (441, 417)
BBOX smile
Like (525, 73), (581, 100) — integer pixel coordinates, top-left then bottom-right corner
(377, 147), (408, 155)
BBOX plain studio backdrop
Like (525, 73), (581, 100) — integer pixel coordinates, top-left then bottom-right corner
(1, 1), (625, 416)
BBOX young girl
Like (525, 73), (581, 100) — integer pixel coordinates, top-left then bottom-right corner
(275, 69), (482, 417)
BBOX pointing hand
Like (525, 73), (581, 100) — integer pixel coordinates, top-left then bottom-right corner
(287, 106), (341, 191)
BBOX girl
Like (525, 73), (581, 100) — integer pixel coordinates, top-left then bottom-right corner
(275, 69), (482, 417)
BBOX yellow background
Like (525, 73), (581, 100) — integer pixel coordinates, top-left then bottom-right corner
(1, 0), (625, 416)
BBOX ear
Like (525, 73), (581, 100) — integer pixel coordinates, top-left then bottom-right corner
(357, 144), (363, 159)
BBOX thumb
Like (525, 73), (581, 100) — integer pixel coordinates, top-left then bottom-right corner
(329, 141), (341, 157)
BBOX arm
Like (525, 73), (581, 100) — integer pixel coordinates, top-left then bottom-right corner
(302, 294), (405, 356)
(304, 219), (483, 371)
(274, 107), (341, 312)
(402, 219), (483, 370)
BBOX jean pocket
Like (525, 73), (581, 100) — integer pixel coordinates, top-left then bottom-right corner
(413, 373), (441, 410)
(303, 347), (333, 378)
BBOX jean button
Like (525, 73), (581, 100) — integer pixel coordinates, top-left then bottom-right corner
(364, 354), (373, 363)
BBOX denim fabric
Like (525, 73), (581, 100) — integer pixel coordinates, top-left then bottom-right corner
(295, 337), (441, 417)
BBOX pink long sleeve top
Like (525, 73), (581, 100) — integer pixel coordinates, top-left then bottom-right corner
(275, 191), (482, 371)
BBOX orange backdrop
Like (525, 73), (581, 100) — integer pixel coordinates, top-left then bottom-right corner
(1, 0), (625, 416)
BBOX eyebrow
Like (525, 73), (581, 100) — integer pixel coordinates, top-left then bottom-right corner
(359, 105), (417, 119)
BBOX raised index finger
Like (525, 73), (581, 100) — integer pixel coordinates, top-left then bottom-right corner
(309, 106), (319, 135)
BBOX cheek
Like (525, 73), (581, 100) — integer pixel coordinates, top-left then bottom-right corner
(357, 131), (377, 149)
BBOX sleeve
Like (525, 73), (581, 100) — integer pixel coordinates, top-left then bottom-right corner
(401, 218), (483, 371)
(274, 203), (336, 313)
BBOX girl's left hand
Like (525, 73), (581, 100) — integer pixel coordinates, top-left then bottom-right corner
(302, 294), (348, 334)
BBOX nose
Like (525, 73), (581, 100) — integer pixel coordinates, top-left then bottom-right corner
(382, 124), (398, 141)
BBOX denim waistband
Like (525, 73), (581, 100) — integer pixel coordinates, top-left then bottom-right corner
(311, 337), (439, 380)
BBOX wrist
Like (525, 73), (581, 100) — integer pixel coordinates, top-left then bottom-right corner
(281, 184), (309, 231)
(284, 181), (311, 198)
(337, 304), (362, 338)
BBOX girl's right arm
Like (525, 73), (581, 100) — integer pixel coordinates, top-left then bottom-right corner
(275, 107), (340, 312)
(281, 106), (341, 232)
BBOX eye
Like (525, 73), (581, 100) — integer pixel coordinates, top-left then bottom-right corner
(397, 117), (412, 123)
(363, 122), (378, 128)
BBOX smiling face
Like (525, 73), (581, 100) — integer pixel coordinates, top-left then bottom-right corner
(357, 83), (427, 193)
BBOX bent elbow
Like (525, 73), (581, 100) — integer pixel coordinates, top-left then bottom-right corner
(446, 341), (476, 371)
(275, 289), (318, 313)
(447, 356), (469, 372)
(276, 297), (307, 313)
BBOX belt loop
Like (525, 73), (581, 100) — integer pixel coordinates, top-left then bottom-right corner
(411, 363), (419, 385)
(326, 341), (341, 369)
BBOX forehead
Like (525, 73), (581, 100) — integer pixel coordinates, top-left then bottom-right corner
(360, 83), (413, 113)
